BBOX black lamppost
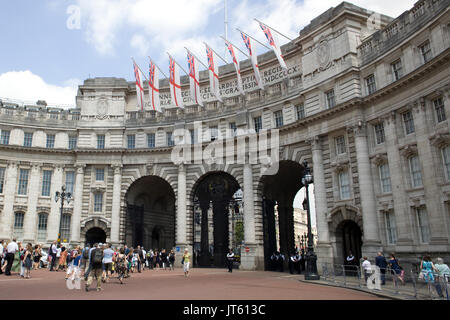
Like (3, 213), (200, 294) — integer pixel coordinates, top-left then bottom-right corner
(55, 185), (71, 245)
(302, 160), (320, 280)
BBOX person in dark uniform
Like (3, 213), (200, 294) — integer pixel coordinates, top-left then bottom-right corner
(294, 252), (302, 274)
(289, 253), (297, 274)
(226, 249), (234, 273)
(278, 251), (285, 272)
(345, 251), (357, 277)
(300, 249), (306, 272)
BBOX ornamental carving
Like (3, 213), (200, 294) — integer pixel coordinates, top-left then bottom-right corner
(316, 39), (331, 70)
(96, 96), (109, 120)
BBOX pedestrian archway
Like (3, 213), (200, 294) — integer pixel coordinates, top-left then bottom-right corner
(336, 220), (362, 264)
(85, 227), (106, 246)
(125, 175), (175, 250)
(192, 171), (241, 268)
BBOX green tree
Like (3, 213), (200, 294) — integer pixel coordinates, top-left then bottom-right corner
(234, 221), (244, 247)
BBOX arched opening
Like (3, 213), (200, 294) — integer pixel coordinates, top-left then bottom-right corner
(260, 160), (307, 270)
(336, 220), (362, 264)
(85, 227), (107, 246)
(125, 176), (175, 250)
(192, 171), (241, 268)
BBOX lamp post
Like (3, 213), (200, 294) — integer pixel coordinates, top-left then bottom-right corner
(301, 160), (320, 280)
(55, 185), (72, 245)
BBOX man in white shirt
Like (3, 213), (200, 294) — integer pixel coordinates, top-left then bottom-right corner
(226, 249), (235, 273)
(49, 241), (58, 271)
(362, 257), (372, 283)
(5, 238), (18, 276)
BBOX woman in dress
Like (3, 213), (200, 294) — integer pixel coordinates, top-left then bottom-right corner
(32, 245), (41, 270)
(59, 246), (68, 271)
(168, 250), (175, 271)
(12, 242), (22, 274)
(115, 248), (127, 284)
(388, 253), (404, 285)
(183, 249), (191, 278)
(23, 243), (33, 279)
(420, 255), (443, 298)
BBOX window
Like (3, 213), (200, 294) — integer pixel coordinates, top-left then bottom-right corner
(326, 89), (336, 109)
(23, 132), (33, 147)
(403, 111), (415, 135)
(210, 126), (218, 141)
(442, 145), (450, 181)
(95, 168), (104, 181)
(379, 163), (392, 193)
(335, 136), (346, 155)
(65, 171), (75, 194)
(419, 41), (432, 63)
(60, 214), (71, 242)
(190, 129), (198, 144)
(127, 134), (136, 149)
(229, 123), (237, 137)
(254, 116), (262, 133)
(68, 136), (77, 150)
(374, 122), (385, 144)
(97, 135), (105, 149)
(18, 169), (29, 195)
(274, 110), (284, 128)
(14, 212), (24, 239)
(365, 74), (376, 95)
(0, 167), (5, 193)
(434, 98), (446, 123)
(391, 59), (403, 81)
(338, 171), (351, 200)
(41, 170), (53, 197)
(296, 104), (305, 120)
(46, 134), (55, 148)
(167, 132), (174, 147)
(94, 193), (103, 212)
(147, 133), (155, 148)
(416, 207), (430, 243)
(0, 130), (10, 145)
(385, 211), (397, 244)
(409, 155), (422, 187)
(37, 214), (48, 242)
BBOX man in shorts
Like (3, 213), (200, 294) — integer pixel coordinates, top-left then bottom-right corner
(102, 243), (114, 283)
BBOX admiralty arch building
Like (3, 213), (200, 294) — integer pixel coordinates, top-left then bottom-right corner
(0, 0), (449, 271)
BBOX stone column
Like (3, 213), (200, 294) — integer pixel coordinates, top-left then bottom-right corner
(175, 163), (187, 263)
(23, 163), (41, 242)
(353, 123), (381, 256)
(241, 163), (257, 270)
(310, 136), (333, 267)
(110, 163), (122, 246)
(71, 164), (85, 245)
(0, 161), (18, 239)
(48, 165), (64, 242)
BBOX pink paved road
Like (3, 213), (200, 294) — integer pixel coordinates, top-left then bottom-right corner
(0, 268), (385, 300)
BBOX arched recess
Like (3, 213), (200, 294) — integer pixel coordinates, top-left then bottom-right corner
(328, 205), (363, 264)
(191, 171), (241, 268)
(80, 217), (110, 245)
(125, 175), (175, 250)
(258, 160), (307, 270)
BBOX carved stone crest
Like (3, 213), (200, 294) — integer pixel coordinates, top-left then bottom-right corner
(316, 39), (331, 70)
(96, 97), (109, 120)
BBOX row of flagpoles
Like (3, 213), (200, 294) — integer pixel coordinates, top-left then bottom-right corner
(132, 20), (292, 112)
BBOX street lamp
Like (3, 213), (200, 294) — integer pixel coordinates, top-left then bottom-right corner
(55, 185), (72, 245)
(301, 160), (320, 280)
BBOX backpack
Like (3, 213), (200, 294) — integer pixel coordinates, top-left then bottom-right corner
(91, 249), (103, 265)
(83, 248), (90, 259)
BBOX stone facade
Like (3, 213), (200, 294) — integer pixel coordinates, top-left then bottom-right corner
(0, 0), (449, 271)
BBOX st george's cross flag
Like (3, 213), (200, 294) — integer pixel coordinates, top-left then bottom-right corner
(259, 22), (287, 70)
(224, 40), (244, 96)
(133, 61), (145, 111)
(205, 44), (222, 102)
(241, 32), (264, 90)
(169, 55), (184, 108)
(148, 60), (162, 112)
(187, 50), (203, 106)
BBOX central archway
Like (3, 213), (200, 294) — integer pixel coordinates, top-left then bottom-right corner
(85, 227), (106, 246)
(192, 171), (241, 268)
(125, 176), (175, 250)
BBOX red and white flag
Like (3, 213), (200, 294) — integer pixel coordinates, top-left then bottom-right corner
(133, 61), (145, 111)
(187, 50), (203, 106)
(240, 32), (264, 90)
(205, 44), (222, 102)
(259, 22), (287, 70)
(224, 40), (244, 96)
(169, 55), (184, 108)
(148, 60), (162, 112)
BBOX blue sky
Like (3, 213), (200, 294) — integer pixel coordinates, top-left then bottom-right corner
(0, 0), (415, 107)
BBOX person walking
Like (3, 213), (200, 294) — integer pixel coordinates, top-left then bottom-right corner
(32, 245), (41, 270)
(168, 250), (175, 271)
(361, 257), (372, 283)
(288, 253), (297, 274)
(375, 252), (387, 285)
(23, 243), (33, 279)
(4, 238), (18, 276)
(48, 241), (57, 271)
(84, 243), (97, 281)
(226, 249), (235, 273)
(66, 247), (81, 281)
(388, 253), (404, 285)
(102, 243), (114, 283)
(160, 249), (167, 270)
(434, 257), (450, 298)
(59, 246), (68, 271)
(182, 249), (191, 278)
(420, 255), (443, 298)
(80, 244), (90, 275)
(85, 244), (104, 292)
(115, 248), (127, 284)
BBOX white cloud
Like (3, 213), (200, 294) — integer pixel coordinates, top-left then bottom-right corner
(0, 71), (78, 108)
(130, 34), (150, 56)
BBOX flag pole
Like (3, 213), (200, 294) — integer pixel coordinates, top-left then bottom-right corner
(236, 28), (271, 50)
(220, 36), (249, 58)
(184, 47), (209, 70)
(131, 57), (149, 81)
(148, 56), (169, 79)
(166, 52), (189, 77)
(254, 18), (293, 41)
(204, 42), (228, 64)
